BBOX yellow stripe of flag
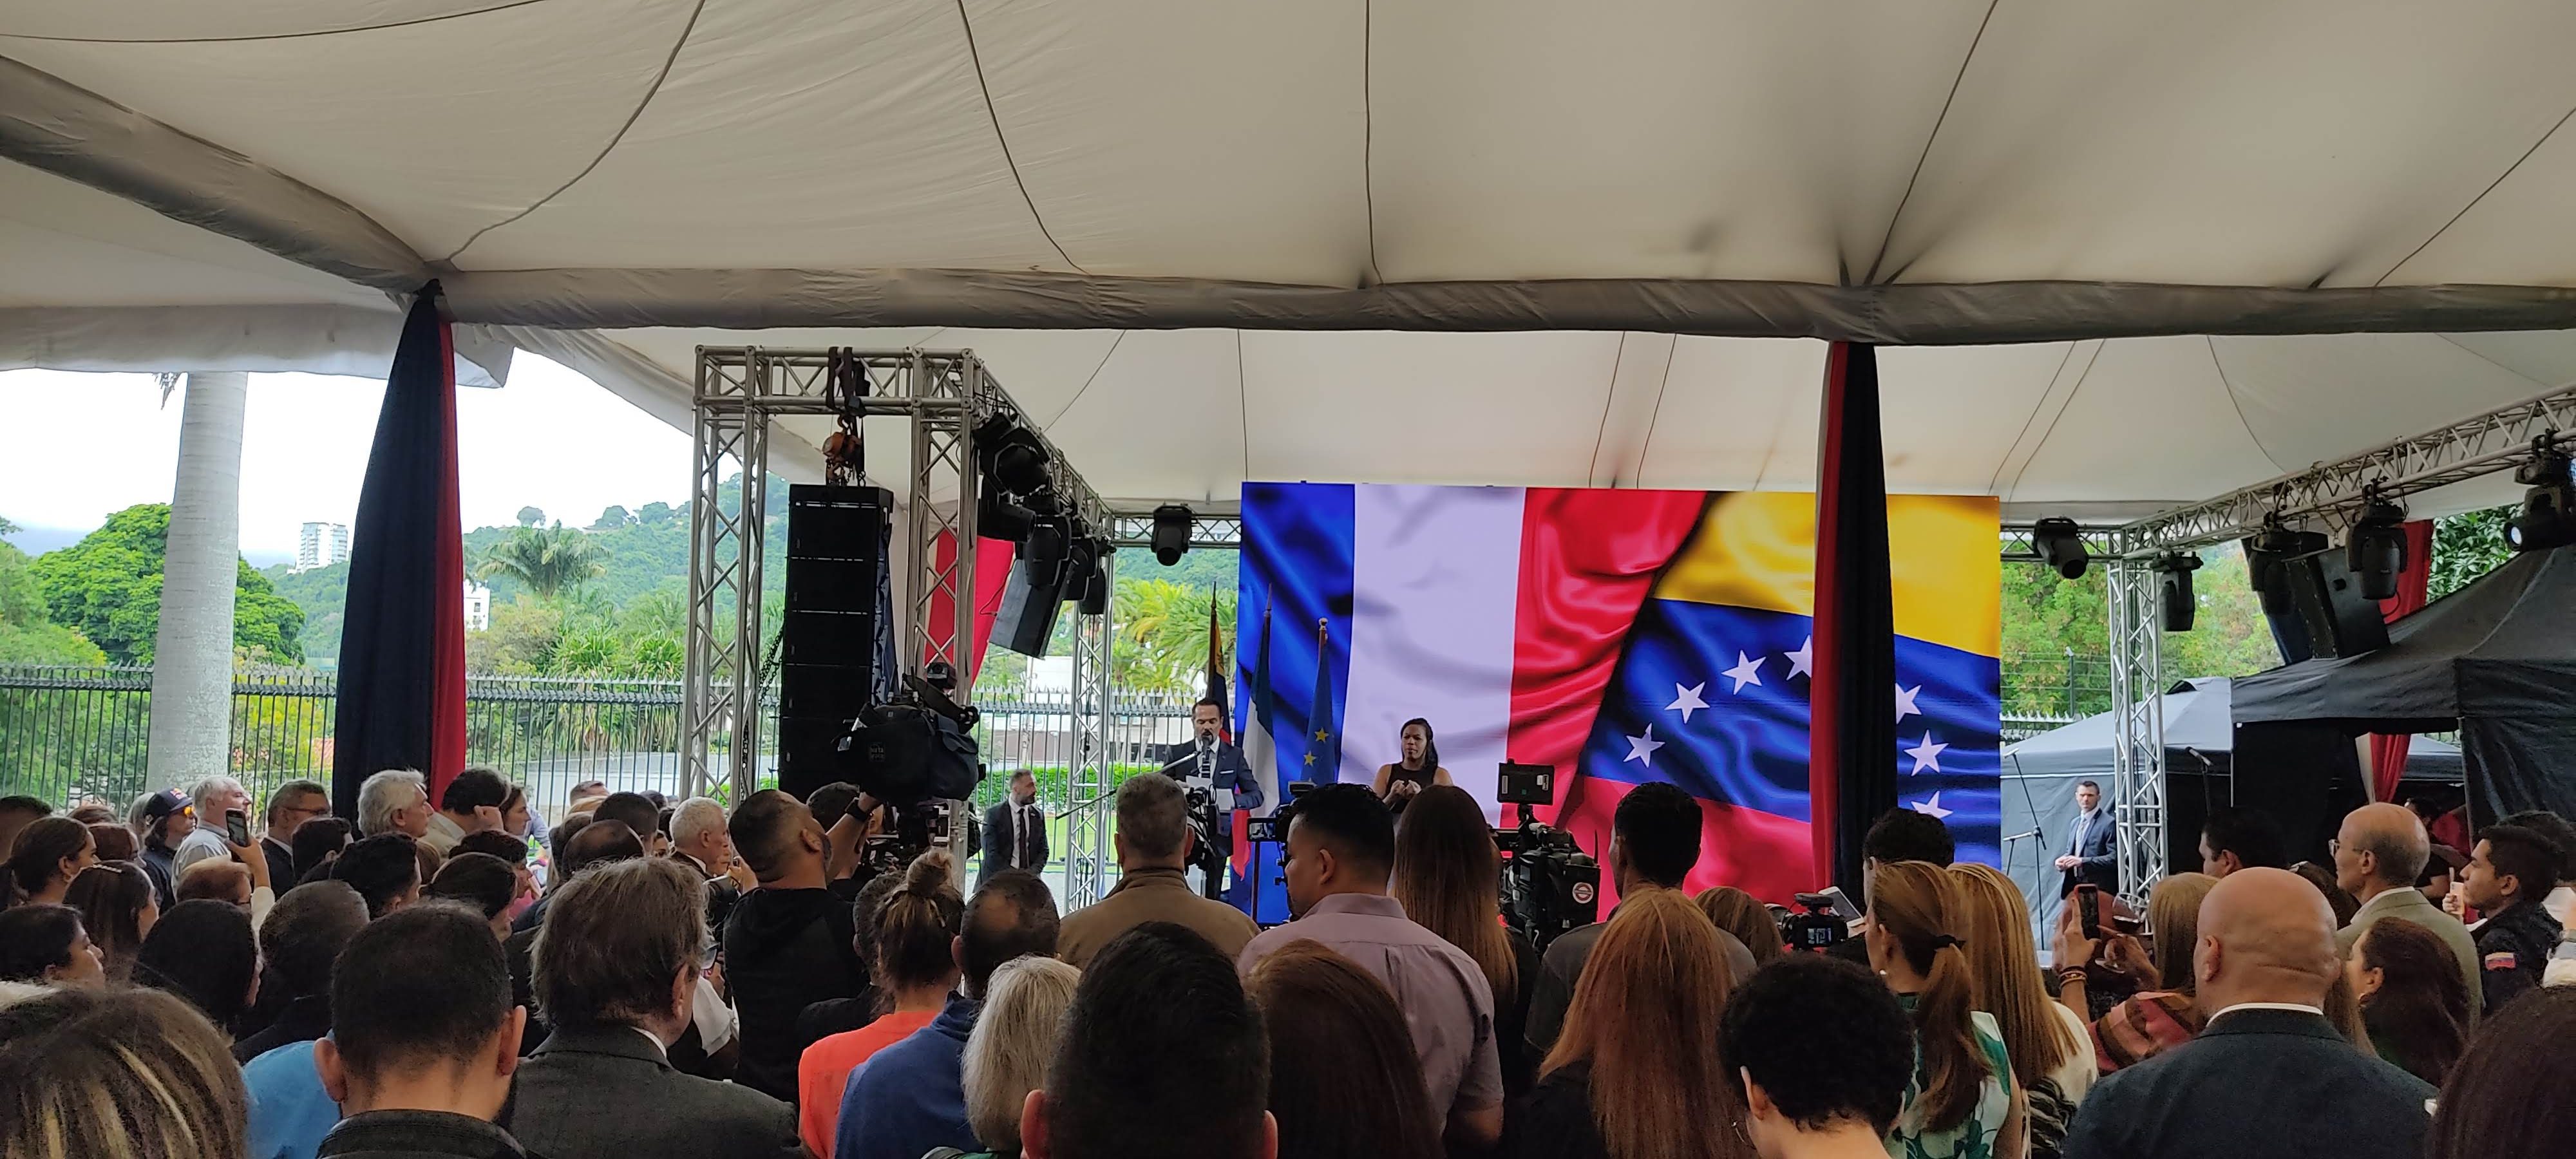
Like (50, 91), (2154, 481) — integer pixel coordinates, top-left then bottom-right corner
(1651, 492), (2000, 659)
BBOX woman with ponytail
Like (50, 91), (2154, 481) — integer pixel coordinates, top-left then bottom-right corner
(1868, 860), (2025, 1159)
(799, 850), (966, 1158)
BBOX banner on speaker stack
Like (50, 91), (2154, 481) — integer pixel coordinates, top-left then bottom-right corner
(1236, 484), (2000, 903)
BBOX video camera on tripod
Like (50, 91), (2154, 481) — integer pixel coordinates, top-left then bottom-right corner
(835, 661), (985, 880)
(1777, 887), (1862, 953)
(1492, 763), (1598, 950)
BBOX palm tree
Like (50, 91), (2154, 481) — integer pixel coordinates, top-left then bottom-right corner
(474, 525), (607, 601)
(1113, 579), (1232, 691)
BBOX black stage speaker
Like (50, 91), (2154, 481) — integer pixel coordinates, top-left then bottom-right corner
(777, 484), (891, 800)
(2284, 547), (2389, 659)
(992, 556), (1065, 659)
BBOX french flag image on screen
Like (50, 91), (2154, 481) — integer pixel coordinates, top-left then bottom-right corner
(1236, 483), (2000, 905)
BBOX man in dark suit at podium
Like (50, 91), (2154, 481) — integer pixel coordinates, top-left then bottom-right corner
(980, 769), (1048, 889)
(1155, 699), (1267, 899)
(2059, 779), (2119, 898)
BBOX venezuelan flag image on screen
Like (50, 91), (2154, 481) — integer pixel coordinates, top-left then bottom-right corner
(1235, 484), (1999, 904)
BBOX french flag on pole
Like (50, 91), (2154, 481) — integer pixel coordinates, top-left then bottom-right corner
(1238, 483), (2001, 904)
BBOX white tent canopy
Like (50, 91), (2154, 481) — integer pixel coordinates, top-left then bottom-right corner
(12, 1), (2576, 511)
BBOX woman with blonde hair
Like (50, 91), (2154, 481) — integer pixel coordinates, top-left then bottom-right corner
(1868, 860), (2024, 1159)
(1695, 885), (1785, 966)
(0, 986), (249, 1159)
(1394, 784), (1540, 1094)
(2053, 872), (2218, 1073)
(1949, 863), (2087, 1159)
(1514, 888), (1750, 1159)
(957, 955), (1083, 1159)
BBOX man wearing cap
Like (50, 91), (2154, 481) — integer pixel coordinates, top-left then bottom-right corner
(133, 787), (194, 909)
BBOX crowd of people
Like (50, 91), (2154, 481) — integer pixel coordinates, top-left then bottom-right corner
(3, 767), (2576, 1159)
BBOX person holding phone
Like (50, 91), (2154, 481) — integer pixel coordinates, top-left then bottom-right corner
(170, 776), (253, 877)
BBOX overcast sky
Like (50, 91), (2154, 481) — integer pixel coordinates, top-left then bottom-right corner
(0, 355), (692, 563)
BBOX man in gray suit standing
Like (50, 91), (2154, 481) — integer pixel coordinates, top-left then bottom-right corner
(504, 856), (800, 1159)
(2058, 780), (2119, 898)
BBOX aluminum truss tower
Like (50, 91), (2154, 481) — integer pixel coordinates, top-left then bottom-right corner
(685, 348), (1108, 803)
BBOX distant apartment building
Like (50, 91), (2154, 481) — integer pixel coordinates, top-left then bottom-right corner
(464, 581), (492, 632)
(296, 522), (350, 572)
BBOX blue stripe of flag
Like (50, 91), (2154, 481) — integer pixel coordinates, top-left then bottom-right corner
(1236, 483), (1355, 791)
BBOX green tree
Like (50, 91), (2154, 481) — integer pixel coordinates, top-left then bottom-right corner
(1112, 578), (1232, 692)
(27, 504), (302, 664)
(473, 525), (607, 601)
(516, 506), (545, 527)
(591, 505), (633, 531)
(0, 532), (106, 664)
(2430, 505), (2514, 601)
(638, 501), (678, 525)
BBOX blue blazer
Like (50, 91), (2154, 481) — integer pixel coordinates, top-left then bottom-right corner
(2060, 807), (2118, 897)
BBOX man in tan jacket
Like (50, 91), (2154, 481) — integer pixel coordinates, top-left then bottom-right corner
(1057, 775), (1259, 966)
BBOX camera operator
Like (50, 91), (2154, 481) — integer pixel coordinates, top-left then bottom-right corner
(1154, 699), (1267, 899)
(1522, 782), (1754, 1057)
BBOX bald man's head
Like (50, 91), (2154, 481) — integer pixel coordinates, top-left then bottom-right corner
(2334, 802), (2429, 898)
(2195, 866), (2340, 1012)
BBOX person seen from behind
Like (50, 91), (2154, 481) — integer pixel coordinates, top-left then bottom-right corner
(2344, 916), (2469, 1086)
(2060, 867), (2434, 1159)
(2426, 986), (2576, 1159)
(1513, 887), (1751, 1159)
(1697, 885), (1787, 966)
(1719, 954), (1917, 1159)
(1394, 783), (1541, 1096)
(312, 903), (534, 1159)
(62, 860), (156, 981)
(1056, 773), (1260, 966)
(954, 955), (1084, 1159)
(234, 880), (370, 1063)
(2058, 872), (2217, 1073)
(1949, 863), (2090, 1159)
(802, 851), (965, 1158)
(0, 986), (251, 1159)
(1020, 921), (1274, 1159)
(1866, 859), (2022, 1159)
(133, 897), (259, 1032)
(1246, 940), (1443, 1159)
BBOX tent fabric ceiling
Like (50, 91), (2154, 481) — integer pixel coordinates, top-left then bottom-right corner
(9, 2), (2576, 508)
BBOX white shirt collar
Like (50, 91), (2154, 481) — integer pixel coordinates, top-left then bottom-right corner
(2206, 1001), (2325, 1024)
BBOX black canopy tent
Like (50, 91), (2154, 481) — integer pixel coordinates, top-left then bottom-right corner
(2233, 545), (2576, 834)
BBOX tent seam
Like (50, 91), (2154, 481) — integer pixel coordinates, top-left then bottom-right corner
(1633, 337), (1680, 487)
(2433, 332), (2548, 388)
(1861, 0), (1999, 287)
(2377, 97), (2576, 287)
(1042, 330), (1127, 433)
(1585, 332), (1629, 485)
(949, 0), (1087, 275)
(1235, 330), (1251, 485)
(2003, 338), (2103, 501)
(1359, 0), (1383, 287)
(437, 0), (709, 265)
(0, 0), (553, 43)
(1985, 339), (2081, 495)
(2204, 335), (2286, 473)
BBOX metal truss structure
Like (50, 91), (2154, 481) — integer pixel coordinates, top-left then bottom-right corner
(2016, 377), (2576, 901)
(1104, 508), (1244, 551)
(1063, 550), (1118, 908)
(684, 348), (1108, 802)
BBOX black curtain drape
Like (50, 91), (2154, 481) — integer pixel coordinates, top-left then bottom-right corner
(332, 283), (466, 817)
(1810, 342), (1899, 891)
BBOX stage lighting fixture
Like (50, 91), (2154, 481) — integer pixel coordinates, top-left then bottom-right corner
(2032, 518), (2089, 580)
(1152, 504), (1193, 567)
(2506, 440), (2576, 553)
(2152, 552), (2202, 632)
(971, 413), (1054, 498)
(1067, 538), (1111, 614)
(1025, 514), (1070, 565)
(2342, 495), (2409, 601)
(977, 491), (1034, 542)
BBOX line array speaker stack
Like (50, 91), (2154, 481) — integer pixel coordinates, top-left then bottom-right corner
(777, 484), (892, 800)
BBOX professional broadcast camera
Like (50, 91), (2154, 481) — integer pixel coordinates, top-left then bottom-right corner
(836, 661), (984, 880)
(1778, 889), (1861, 953)
(1492, 763), (1598, 950)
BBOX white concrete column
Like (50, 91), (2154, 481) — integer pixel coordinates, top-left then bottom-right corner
(147, 372), (248, 789)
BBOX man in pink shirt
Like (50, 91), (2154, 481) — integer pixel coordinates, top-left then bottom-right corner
(1237, 784), (1502, 1151)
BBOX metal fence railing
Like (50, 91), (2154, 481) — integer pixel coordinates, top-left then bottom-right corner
(0, 666), (1202, 836)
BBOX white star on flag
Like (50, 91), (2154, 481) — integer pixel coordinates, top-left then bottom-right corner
(1665, 682), (1709, 723)
(1784, 636), (1813, 680)
(1723, 651), (1765, 693)
(1905, 733), (1948, 775)
(1624, 726), (1665, 768)
(1895, 683), (1922, 724)
(1908, 792), (1954, 820)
